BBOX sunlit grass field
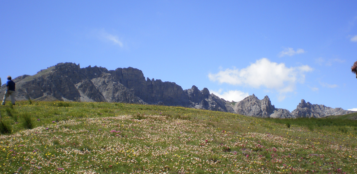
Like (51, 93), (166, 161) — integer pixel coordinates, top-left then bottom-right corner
(0, 100), (357, 173)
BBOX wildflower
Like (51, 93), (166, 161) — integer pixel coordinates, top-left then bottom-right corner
(52, 121), (55, 123)
(57, 168), (64, 171)
(37, 119), (40, 121)
(46, 128), (49, 130)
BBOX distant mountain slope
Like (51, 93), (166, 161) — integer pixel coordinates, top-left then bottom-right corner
(0, 62), (233, 113)
(291, 99), (355, 118)
(233, 95), (354, 118)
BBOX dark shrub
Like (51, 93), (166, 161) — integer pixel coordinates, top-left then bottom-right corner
(338, 127), (348, 134)
(6, 108), (12, 117)
(133, 113), (146, 120)
(0, 121), (12, 134)
(57, 102), (70, 107)
(307, 125), (314, 131)
(22, 114), (34, 129)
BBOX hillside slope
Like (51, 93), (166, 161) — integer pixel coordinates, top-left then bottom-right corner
(0, 101), (356, 173)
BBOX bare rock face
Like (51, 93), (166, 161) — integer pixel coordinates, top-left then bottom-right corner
(291, 99), (354, 118)
(233, 95), (293, 118)
(270, 109), (293, 118)
(193, 93), (234, 113)
(1, 62), (231, 112)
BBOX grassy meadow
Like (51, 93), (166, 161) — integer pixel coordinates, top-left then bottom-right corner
(0, 100), (357, 173)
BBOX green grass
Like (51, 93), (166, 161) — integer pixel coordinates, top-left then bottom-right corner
(0, 101), (356, 173)
(266, 117), (357, 135)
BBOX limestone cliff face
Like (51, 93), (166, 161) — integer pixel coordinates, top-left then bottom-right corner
(291, 99), (354, 118)
(0, 62), (232, 112)
(233, 95), (293, 118)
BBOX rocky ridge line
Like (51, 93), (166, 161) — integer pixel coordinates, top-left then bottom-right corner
(1, 62), (353, 118)
(0, 62), (233, 113)
(234, 95), (354, 118)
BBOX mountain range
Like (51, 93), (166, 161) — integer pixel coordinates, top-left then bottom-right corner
(0, 62), (353, 118)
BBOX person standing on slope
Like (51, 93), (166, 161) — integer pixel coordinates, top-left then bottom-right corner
(352, 61), (357, 78)
(2, 76), (16, 105)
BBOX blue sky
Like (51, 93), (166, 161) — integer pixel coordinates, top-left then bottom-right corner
(1, 0), (357, 111)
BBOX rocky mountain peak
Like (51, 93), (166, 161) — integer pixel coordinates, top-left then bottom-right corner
(201, 88), (210, 98)
(301, 99), (306, 104)
(262, 95), (271, 103)
(54, 62), (80, 71)
(234, 95), (293, 118)
(246, 94), (259, 101)
(292, 99), (354, 118)
(190, 85), (199, 92)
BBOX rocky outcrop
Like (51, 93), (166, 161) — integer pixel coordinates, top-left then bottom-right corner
(291, 99), (354, 118)
(233, 95), (293, 118)
(193, 93), (234, 113)
(0, 62), (232, 112)
(233, 95), (354, 118)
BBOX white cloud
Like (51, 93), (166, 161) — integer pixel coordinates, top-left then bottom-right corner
(348, 108), (357, 111)
(333, 58), (345, 63)
(105, 34), (123, 47)
(315, 57), (345, 66)
(351, 35), (357, 42)
(315, 57), (325, 65)
(210, 89), (249, 102)
(208, 58), (313, 100)
(311, 87), (319, 91)
(307, 85), (319, 92)
(279, 48), (305, 57)
(97, 30), (124, 48)
(320, 82), (338, 88)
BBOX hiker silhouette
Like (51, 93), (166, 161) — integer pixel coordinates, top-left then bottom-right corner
(352, 61), (357, 78)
